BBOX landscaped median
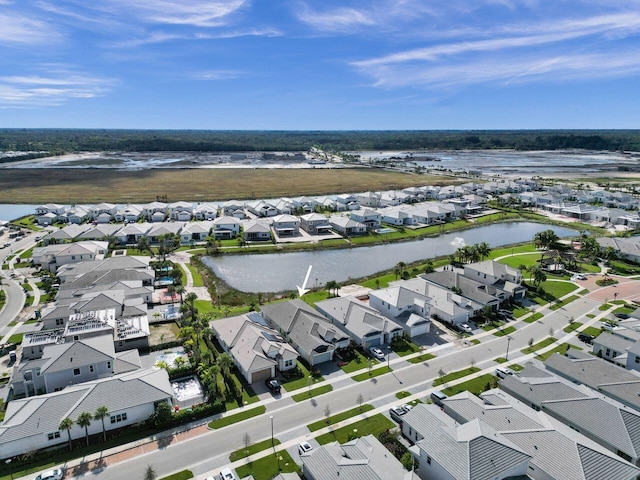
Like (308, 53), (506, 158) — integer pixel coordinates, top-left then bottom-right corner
(208, 405), (266, 429)
(520, 337), (557, 355)
(406, 352), (436, 364)
(315, 414), (394, 445)
(307, 405), (375, 431)
(291, 385), (333, 402)
(352, 366), (392, 382)
(229, 438), (281, 461)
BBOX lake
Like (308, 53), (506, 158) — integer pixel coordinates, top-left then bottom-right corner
(202, 222), (577, 293)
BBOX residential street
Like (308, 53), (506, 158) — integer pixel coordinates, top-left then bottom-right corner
(57, 293), (604, 480)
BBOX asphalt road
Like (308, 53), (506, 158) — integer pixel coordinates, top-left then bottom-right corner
(82, 295), (602, 480)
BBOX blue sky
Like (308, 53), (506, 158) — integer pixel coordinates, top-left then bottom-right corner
(1, 0), (640, 129)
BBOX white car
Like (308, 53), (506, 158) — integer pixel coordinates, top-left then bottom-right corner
(401, 403), (413, 413)
(299, 441), (313, 454)
(369, 346), (385, 360)
(34, 469), (64, 480)
(460, 323), (473, 333)
(495, 367), (514, 378)
(571, 274), (587, 281)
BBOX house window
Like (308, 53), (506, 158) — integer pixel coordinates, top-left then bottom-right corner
(635, 357), (640, 364)
(427, 456), (431, 465)
(73, 368), (81, 376)
(285, 359), (294, 368)
(110, 413), (128, 424)
(107, 361), (111, 369)
(47, 431), (61, 441)
(71, 256), (75, 260)
(606, 349), (611, 356)
(56, 319), (64, 326)
(74, 335), (79, 341)
(90, 365), (94, 373)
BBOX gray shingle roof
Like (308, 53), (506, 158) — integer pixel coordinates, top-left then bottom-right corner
(41, 336), (115, 374)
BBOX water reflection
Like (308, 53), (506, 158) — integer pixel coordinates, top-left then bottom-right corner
(202, 222), (576, 292)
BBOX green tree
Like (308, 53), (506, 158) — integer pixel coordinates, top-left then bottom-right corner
(476, 242), (491, 260)
(94, 406), (109, 442)
(77, 412), (93, 446)
(217, 352), (234, 380)
(59, 417), (74, 451)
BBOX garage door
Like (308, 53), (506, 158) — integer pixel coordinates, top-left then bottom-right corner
(311, 351), (333, 366)
(251, 368), (272, 383)
(367, 337), (382, 347)
(410, 324), (430, 337)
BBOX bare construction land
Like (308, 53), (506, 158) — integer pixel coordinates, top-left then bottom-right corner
(0, 168), (461, 203)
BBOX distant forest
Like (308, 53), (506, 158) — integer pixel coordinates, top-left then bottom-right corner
(1, 129), (640, 155)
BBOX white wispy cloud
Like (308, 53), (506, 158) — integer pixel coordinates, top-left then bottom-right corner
(115, 27), (281, 48)
(296, 5), (376, 32)
(190, 70), (244, 80)
(82, 0), (250, 28)
(350, 8), (640, 89)
(0, 12), (63, 46)
(0, 69), (116, 107)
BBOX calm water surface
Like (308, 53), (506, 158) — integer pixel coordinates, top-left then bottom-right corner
(202, 222), (576, 292)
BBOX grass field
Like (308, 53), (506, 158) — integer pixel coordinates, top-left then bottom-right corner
(315, 414), (394, 445)
(307, 405), (375, 431)
(0, 168), (459, 203)
(235, 450), (299, 480)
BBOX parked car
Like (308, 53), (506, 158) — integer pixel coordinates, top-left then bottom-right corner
(218, 469), (238, 480)
(430, 390), (448, 406)
(615, 312), (630, 320)
(460, 323), (473, 333)
(389, 406), (407, 423)
(571, 274), (587, 281)
(34, 469), (64, 480)
(602, 322), (616, 332)
(265, 378), (281, 394)
(495, 367), (514, 378)
(401, 403), (413, 413)
(299, 441), (313, 455)
(369, 346), (385, 360)
(578, 333), (595, 344)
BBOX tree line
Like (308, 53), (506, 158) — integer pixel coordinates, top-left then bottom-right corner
(1, 129), (640, 156)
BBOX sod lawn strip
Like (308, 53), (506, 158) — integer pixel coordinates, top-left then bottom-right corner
(307, 405), (375, 432)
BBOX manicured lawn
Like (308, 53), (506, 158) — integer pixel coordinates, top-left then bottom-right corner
(292, 385), (333, 402)
(194, 299), (214, 314)
(493, 326), (516, 337)
(614, 306), (635, 315)
(550, 295), (579, 311)
(494, 357), (507, 364)
(396, 391), (411, 399)
(599, 304), (612, 311)
(159, 470), (194, 480)
(535, 343), (583, 361)
(7, 334), (23, 345)
(498, 253), (541, 269)
(577, 289), (590, 295)
(513, 306), (529, 318)
(541, 281), (579, 299)
(488, 243), (538, 259)
(307, 405), (375, 432)
(407, 353), (436, 364)
(281, 363), (324, 392)
(315, 414), (394, 445)
(563, 322), (583, 333)
(469, 339), (480, 345)
(235, 450), (300, 480)
(510, 363), (524, 372)
(187, 263), (203, 287)
(340, 351), (378, 373)
(521, 337), (557, 355)
(301, 290), (331, 308)
(353, 366), (392, 382)
(433, 367), (480, 386)
(442, 374), (497, 397)
(582, 326), (602, 337)
(19, 247), (33, 259)
(391, 338), (421, 356)
(523, 312), (544, 323)
(208, 406), (266, 429)
(229, 439), (281, 462)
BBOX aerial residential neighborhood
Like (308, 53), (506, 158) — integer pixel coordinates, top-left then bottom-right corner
(1, 172), (640, 480)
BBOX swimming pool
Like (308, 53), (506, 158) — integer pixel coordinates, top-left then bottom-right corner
(375, 227), (396, 234)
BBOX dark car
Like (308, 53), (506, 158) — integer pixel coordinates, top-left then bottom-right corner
(615, 313), (630, 320)
(578, 333), (595, 344)
(265, 378), (281, 394)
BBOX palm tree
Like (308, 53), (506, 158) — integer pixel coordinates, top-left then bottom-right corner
(534, 230), (559, 250)
(176, 285), (185, 303)
(94, 406), (109, 442)
(476, 242), (491, 260)
(77, 412), (93, 446)
(530, 265), (547, 287)
(184, 292), (198, 321)
(217, 353), (233, 379)
(59, 417), (74, 451)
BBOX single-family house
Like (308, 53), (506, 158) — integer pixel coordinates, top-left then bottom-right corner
(368, 286), (431, 337)
(243, 221), (271, 242)
(300, 213), (332, 235)
(167, 201), (193, 221)
(272, 214), (300, 237)
(114, 222), (152, 245)
(597, 237), (640, 264)
(64, 206), (91, 224)
(247, 200), (279, 218)
(114, 204), (144, 223)
(315, 296), (403, 347)
(180, 221), (213, 244)
(356, 191), (381, 208)
(222, 200), (244, 217)
(212, 216), (240, 239)
(463, 261), (525, 300)
(146, 222), (183, 244)
(89, 203), (117, 222)
(328, 216), (366, 236)
(300, 435), (417, 480)
(381, 209), (416, 226)
(42, 224), (91, 244)
(260, 300), (350, 366)
(349, 209), (382, 229)
(335, 194), (360, 211)
(194, 202), (218, 221)
(35, 204), (66, 217)
(210, 313), (298, 384)
(0, 367), (174, 460)
(32, 241), (108, 272)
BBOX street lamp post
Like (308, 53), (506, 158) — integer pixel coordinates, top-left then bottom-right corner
(387, 345), (391, 369)
(505, 336), (512, 361)
(270, 415), (275, 452)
